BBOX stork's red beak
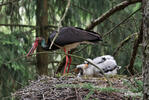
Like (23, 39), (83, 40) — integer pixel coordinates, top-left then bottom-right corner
(26, 39), (39, 56)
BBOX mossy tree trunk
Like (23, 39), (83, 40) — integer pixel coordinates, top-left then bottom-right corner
(36, 0), (49, 75)
(142, 0), (149, 99)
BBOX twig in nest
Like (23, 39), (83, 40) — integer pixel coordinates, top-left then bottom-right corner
(75, 88), (82, 100)
(42, 94), (45, 100)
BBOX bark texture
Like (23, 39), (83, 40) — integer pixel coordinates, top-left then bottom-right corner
(36, 0), (49, 75)
(142, 0), (149, 99)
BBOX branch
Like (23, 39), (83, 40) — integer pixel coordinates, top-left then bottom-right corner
(127, 23), (143, 75)
(113, 33), (138, 56)
(103, 8), (141, 37)
(28, 60), (78, 66)
(0, 24), (37, 28)
(85, 0), (142, 30)
(0, 24), (57, 28)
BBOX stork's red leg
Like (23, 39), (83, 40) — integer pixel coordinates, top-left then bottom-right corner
(67, 55), (71, 73)
(63, 48), (68, 75)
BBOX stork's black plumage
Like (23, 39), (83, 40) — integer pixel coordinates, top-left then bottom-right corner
(27, 27), (102, 74)
(44, 27), (102, 50)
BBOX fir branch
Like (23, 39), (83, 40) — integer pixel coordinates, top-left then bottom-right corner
(0, 0), (18, 6)
(63, 0), (94, 15)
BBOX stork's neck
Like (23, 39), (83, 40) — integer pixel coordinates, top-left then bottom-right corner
(41, 39), (49, 50)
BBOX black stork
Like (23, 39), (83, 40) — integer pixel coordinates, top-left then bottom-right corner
(27, 27), (102, 74)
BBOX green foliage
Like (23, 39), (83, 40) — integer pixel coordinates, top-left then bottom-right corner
(134, 56), (142, 73)
(133, 78), (143, 92)
(0, 31), (35, 99)
(56, 83), (125, 92)
(123, 78), (143, 93)
(85, 89), (94, 100)
(56, 83), (127, 99)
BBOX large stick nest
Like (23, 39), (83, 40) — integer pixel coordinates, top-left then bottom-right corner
(13, 75), (141, 100)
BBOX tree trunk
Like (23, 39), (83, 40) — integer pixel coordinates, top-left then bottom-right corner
(36, 0), (48, 75)
(127, 26), (143, 75)
(142, 0), (149, 99)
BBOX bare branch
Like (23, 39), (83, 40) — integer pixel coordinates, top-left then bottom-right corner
(85, 0), (142, 30)
(113, 33), (138, 56)
(103, 8), (141, 37)
(28, 60), (79, 66)
(0, 24), (57, 28)
(0, 24), (37, 28)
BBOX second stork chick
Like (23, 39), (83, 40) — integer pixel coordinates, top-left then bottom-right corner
(74, 55), (121, 77)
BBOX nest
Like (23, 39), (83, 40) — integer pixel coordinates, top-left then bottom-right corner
(13, 75), (141, 100)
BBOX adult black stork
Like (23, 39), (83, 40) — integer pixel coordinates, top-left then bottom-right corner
(27, 27), (102, 74)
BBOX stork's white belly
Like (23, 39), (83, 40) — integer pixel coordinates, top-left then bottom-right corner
(57, 41), (92, 51)
(62, 42), (80, 51)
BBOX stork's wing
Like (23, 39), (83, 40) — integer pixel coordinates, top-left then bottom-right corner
(50, 27), (102, 46)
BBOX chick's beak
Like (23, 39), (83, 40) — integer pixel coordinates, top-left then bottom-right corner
(26, 41), (39, 56)
(84, 64), (88, 69)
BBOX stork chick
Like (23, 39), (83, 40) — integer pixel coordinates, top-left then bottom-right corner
(74, 55), (121, 77)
